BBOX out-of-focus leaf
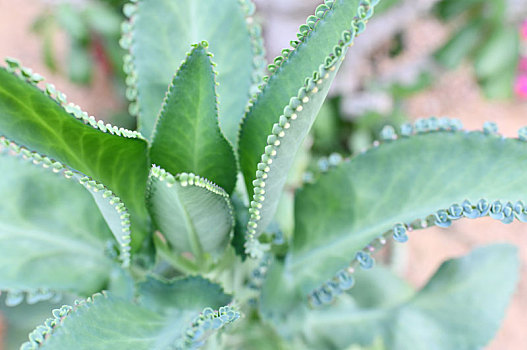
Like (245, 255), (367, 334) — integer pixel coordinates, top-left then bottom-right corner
(434, 19), (484, 69)
(302, 244), (519, 350)
(68, 42), (93, 85)
(474, 26), (519, 80)
(434, 0), (485, 21)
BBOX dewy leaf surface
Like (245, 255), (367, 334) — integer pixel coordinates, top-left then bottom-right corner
(128, 0), (258, 143)
(150, 44), (237, 194)
(146, 166), (234, 262)
(302, 244), (519, 350)
(290, 129), (527, 292)
(0, 67), (150, 248)
(0, 148), (113, 296)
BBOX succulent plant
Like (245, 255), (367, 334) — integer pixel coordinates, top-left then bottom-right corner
(0, 0), (522, 349)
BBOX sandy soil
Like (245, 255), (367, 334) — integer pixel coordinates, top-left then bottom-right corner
(0, 0), (123, 121)
(0, 0), (525, 349)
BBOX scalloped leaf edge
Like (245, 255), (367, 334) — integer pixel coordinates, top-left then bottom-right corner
(306, 118), (527, 306)
(3, 58), (144, 140)
(147, 165), (232, 199)
(121, 0), (265, 144)
(146, 165), (235, 259)
(241, 0), (378, 118)
(238, 0), (267, 112)
(148, 41), (238, 194)
(20, 290), (240, 350)
(243, 0), (378, 258)
(0, 136), (132, 267)
(176, 304), (241, 349)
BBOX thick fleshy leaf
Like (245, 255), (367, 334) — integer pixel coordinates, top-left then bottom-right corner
(243, 54), (347, 257)
(239, 0), (380, 255)
(77, 174), (133, 267)
(346, 267), (414, 309)
(146, 166), (234, 264)
(149, 43), (237, 194)
(0, 66), (150, 248)
(125, 0), (263, 143)
(0, 147), (114, 297)
(0, 295), (70, 350)
(289, 126), (527, 292)
(25, 292), (239, 350)
(137, 275), (232, 314)
(301, 244), (519, 350)
(239, 0), (371, 189)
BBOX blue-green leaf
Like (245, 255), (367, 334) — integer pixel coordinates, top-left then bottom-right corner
(0, 143), (114, 297)
(239, 0), (379, 257)
(125, 0), (263, 143)
(23, 290), (239, 350)
(0, 65), (150, 249)
(290, 126), (527, 293)
(301, 244), (519, 350)
(146, 166), (234, 265)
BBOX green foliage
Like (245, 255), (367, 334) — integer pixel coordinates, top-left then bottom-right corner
(149, 44), (237, 194)
(433, 0), (519, 99)
(290, 125), (527, 293)
(0, 0), (523, 349)
(0, 147), (114, 297)
(125, 0), (263, 142)
(0, 66), (150, 248)
(146, 166), (234, 271)
(33, 1), (125, 86)
(300, 244), (519, 350)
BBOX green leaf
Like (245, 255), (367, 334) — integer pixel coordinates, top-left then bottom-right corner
(83, 2), (122, 37)
(239, 1), (379, 255)
(434, 0), (485, 21)
(301, 244), (519, 350)
(290, 124), (527, 292)
(218, 316), (292, 350)
(479, 63), (516, 100)
(146, 166), (234, 265)
(56, 3), (88, 42)
(244, 57), (347, 257)
(149, 43), (237, 194)
(31, 14), (58, 73)
(0, 66), (150, 249)
(76, 174), (133, 267)
(474, 26), (519, 80)
(25, 292), (239, 350)
(0, 145), (114, 297)
(137, 275), (232, 314)
(0, 295), (70, 350)
(67, 42), (93, 85)
(347, 267), (414, 309)
(434, 19), (483, 69)
(231, 194), (250, 259)
(239, 0), (368, 189)
(125, 0), (262, 143)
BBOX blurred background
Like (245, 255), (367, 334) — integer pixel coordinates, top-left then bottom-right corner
(0, 0), (527, 348)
